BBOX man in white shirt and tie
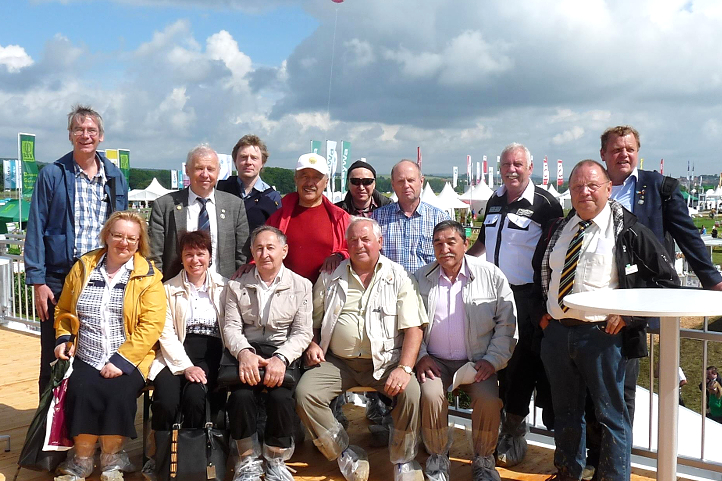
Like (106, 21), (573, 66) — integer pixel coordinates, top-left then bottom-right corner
(150, 143), (250, 280)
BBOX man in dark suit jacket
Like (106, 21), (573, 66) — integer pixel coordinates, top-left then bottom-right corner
(600, 125), (722, 291)
(150, 144), (250, 280)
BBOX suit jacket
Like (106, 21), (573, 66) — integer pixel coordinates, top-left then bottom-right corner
(633, 170), (721, 288)
(149, 188), (250, 281)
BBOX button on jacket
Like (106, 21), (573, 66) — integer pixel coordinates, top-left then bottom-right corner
(224, 266), (313, 364)
(415, 254), (517, 371)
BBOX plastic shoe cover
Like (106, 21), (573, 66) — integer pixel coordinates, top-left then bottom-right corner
(581, 465), (596, 481)
(499, 412), (528, 437)
(141, 458), (156, 481)
(495, 432), (527, 467)
(389, 427), (419, 465)
(263, 442), (295, 481)
(233, 435), (263, 481)
(394, 460), (424, 481)
(100, 470), (124, 481)
(331, 394), (350, 430)
(56, 453), (94, 480)
(337, 445), (370, 481)
(365, 393), (390, 425)
(100, 451), (134, 473)
(472, 455), (501, 481)
(425, 453), (450, 481)
(312, 422), (350, 461)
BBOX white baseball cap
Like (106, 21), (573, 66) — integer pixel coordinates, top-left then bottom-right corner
(296, 153), (328, 176)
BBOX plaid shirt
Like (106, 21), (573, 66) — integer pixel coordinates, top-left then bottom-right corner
(372, 201), (450, 273)
(73, 159), (109, 258)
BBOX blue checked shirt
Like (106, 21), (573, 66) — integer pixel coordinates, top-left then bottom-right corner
(372, 201), (450, 273)
(73, 159), (109, 258)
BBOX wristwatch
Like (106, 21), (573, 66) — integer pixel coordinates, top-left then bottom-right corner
(398, 364), (413, 375)
(273, 353), (289, 367)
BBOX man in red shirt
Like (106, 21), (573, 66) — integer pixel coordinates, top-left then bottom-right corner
(266, 153), (350, 284)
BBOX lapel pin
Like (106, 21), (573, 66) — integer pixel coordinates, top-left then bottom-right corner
(176, 205), (182, 210)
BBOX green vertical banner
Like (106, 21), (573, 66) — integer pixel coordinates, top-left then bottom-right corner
(118, 149), (131, 184)
(310, 140), (322, 154)
(341, 141), (351, 196)
(19, 133), (37, 200)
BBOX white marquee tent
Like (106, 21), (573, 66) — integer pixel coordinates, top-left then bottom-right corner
(128, 178), (175, 206)
(459, 182), (494, 213)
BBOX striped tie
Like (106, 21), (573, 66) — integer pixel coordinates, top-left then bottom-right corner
(558, 220), (592, 312)
(197, 198), (210, 232)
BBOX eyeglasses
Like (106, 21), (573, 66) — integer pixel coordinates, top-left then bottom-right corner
(349, 178), (374, 186)
(109, 232), (139, 245)
(570, 181), (610, 193)
(72, 128), (100, 138)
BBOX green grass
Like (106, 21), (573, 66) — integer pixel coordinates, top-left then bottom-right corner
(638, 317), (722, 415)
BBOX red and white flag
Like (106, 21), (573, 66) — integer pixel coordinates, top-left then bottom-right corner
(542, 156), (549, 186)
(557, 159), (563, 187)
(660, 158), (664, 175)
(417, 147), (422, 172)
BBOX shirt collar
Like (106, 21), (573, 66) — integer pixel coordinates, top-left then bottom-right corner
(188, 187), (216, 205)
(573, 201), (612, 231)
(394, 199), (424, 216)
(98, 252), (134, 274)
(348, 256), (384, 279)
(254, 264), (285, 288)
(623, 168), (639, 186)
(237, 176), (270, 193)
(495, 180), (535, 204)
(438, 257), (468, 283)
(182, 269), (210, 292)
(74, 156), (106, 182)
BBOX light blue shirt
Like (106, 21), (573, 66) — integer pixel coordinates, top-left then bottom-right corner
(237, 176), (272, 199)
(610, 168), (638, 212)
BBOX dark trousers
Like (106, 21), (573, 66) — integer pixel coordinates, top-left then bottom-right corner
(39, 273), (67, 397)
(501, 284), (554, 423)
(227, 383), (295, 449)
(151, 334), (224, 430)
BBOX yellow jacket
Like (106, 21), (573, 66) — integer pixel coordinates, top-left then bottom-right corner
(55, 249), (166, 378)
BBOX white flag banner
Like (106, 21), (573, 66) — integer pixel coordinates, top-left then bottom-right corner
(3, 160), (10, 190)
(326, 140), (337, 196)
(453, 166), (458, 188)
(542, 156), (549, 186)
(466, 155), (472, 185)
(217, 154), (233, 181)
(489, 166), (494, 188)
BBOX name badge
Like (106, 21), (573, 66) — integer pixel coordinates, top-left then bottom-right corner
(516, 208), (534, 217)
(488, 206), (502, 213)
(625, 264), (639, 275)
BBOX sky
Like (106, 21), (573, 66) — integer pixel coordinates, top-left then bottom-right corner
(1, 0), (722, 180)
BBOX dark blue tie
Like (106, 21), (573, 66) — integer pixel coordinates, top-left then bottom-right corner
(197, 198), (210, 232)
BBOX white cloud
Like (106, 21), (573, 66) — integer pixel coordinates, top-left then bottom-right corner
(552, 126), (585, 145)
(0, 44), (33, 72)
(344, 39), (375, 68)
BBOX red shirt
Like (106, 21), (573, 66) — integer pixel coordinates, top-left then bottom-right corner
(284, 204), (335, 283)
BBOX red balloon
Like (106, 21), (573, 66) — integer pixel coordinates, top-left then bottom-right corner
(331, 0), (344, 3)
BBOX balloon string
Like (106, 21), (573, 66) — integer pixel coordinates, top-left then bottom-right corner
(326, 5), (339, 133)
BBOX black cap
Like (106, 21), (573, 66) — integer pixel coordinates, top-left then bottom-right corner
(347, 160), (377, 179)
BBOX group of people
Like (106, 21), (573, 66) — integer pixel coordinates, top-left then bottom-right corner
(24, 104), (722, 481)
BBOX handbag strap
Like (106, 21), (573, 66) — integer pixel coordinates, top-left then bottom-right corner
(175, 382), (213, 428)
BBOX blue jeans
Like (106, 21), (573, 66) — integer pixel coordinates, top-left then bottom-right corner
(540, 321), (631, 481)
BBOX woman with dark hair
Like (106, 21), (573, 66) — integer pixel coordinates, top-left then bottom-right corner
(54, 211), (165, 481)
(147, 230), (228, 470)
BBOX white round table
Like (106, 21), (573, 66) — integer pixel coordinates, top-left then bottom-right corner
(564, 289), (722, 481)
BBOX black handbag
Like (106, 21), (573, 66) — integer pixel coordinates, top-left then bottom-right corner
(217, 343), (301, 389)
(155, 385), (229, 481)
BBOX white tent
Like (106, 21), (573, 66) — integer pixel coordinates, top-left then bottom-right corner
(424, 182), (470, 218)
(421, 183), (447, 211)
(128, 178), (176, 206)
(558, 189), (572, 210)
(459, 182), (493, 213)
(538, 183), (563, 198)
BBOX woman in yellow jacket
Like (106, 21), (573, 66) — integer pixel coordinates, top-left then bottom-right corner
(53, 211), (165, 481)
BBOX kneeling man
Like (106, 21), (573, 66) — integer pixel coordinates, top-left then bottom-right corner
(415, 220), (516, 481)
(296, 217), (428, 481)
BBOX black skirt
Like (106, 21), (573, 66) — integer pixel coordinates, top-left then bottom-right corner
(65, 358), (145, 438)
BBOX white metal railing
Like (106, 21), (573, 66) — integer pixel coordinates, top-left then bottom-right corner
(0, 233), (39, 330)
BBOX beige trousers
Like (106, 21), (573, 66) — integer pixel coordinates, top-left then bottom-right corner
(295, 354), (421, 463)
(419, 356), (502, 457)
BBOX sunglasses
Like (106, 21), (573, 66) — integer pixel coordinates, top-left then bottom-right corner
(349, 178), (375, 186)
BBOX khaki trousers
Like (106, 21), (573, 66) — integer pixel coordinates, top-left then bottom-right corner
(419, 356), (502, 457)
(295, 353), (421, 463)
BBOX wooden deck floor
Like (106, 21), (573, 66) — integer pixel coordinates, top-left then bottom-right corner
(0, 327), (658, 481)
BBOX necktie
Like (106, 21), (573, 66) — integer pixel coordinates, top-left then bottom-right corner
(558, 220), (592, 312)
(197, 198), (210, 232)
